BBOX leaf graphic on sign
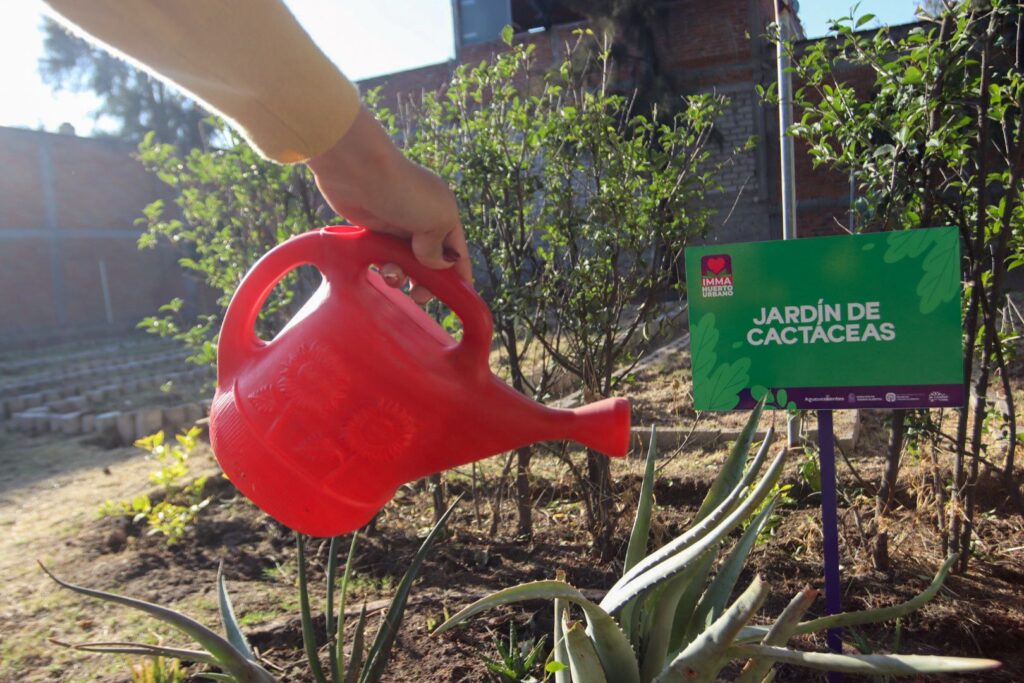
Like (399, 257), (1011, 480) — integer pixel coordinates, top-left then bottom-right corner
(691, 313), (719, 381)
(917, 228), (959, 314)
(884, 228), (935, 263)
(698, 358), (752, 411)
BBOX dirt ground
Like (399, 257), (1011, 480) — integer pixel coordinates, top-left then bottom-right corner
(1, 356), (1022, 682)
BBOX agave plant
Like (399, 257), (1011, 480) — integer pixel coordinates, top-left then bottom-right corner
(436, 405), (1000, 681)
(44, 498), (461, 682)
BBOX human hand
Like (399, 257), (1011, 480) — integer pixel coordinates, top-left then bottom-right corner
(306, 105), (472, 304)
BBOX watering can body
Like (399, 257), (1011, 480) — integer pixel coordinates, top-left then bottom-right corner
(210, 226), (631, 537)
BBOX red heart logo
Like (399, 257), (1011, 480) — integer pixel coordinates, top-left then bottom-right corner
(706, 257), (727, 274)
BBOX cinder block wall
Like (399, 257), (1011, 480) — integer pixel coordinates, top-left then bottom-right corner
(0, 127), (191, 338)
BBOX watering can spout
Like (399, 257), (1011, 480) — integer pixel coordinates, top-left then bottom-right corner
(569, 397), (632, 457)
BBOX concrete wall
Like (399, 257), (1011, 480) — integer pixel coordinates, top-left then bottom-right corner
(0, 127), (191, 340)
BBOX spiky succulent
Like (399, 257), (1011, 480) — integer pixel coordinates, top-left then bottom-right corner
(435, 404), (1001, 682)
(45, 498), (461, 683)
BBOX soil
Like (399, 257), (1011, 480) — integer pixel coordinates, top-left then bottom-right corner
(1, 344), (1022, 683)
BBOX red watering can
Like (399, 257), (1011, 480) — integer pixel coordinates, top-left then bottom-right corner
(210, 226), (631, 537)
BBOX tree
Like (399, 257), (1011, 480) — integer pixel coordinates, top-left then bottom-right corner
(785, 0), (1023, 572)
(388, 31), (735, 555)
(561, 0), (680, 115)
(39, 18), (210, 149)
(135, 120), (330, 364)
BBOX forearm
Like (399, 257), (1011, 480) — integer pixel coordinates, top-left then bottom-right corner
(43, 0), (359, 163)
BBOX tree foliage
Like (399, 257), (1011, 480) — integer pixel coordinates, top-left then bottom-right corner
(40, 18), (209, 149)
(384, 31), (737, 553)
(783, 0), (1023, 570)
(136, 121), (332, 365)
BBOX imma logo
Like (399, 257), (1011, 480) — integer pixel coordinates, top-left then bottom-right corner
(700, 254), (733, 298)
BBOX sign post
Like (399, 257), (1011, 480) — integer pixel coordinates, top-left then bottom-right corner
(686, 227), (963, 669)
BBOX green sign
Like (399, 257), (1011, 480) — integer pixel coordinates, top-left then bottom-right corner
(685, 227), (964, 411)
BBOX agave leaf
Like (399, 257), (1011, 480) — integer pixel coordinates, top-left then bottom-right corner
(611, 424), (775, 596)
(665, 548), (718, 654)
(436, 580), (639, 683)
(727, 644), (1000, 675)
(795, 554), (957, 635)
(655, 576), (768, 683)
(326, 536), (341, 682)
(553, 598), (570, 683)
(639, 568), (704, 683)
(217, 562), (256, 662)
(40, 563), (277, 683)
(345, 604), (368, 683)
(693, 402), (767, 523)
(601, 450), (786, 616)
(621, 426), (658, 645)
(51, 638), (218, 665)
(734, 586), (817, 683)
(735, 556), (961, 646)
(360, 495), (462, 683)
(624, 426), (659, 574)
(336, 532), (360, 683)
(297, 535), (329, 683)
(563, 617), (609, 683)
(684, 497), (778, 643)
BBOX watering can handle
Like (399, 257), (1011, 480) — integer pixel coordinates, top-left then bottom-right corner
(333, 227), (493, 372)
(217, 230), (326, 384)
(217, 228), (493, 384)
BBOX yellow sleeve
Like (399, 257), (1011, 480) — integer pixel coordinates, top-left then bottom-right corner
(43, 0), (361, 163)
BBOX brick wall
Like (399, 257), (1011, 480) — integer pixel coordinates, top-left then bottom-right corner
(0, 127), (191, 338)
(364, 0), (900, 282)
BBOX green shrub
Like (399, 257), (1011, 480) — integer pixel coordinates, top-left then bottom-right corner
(98, 428), (209, 544)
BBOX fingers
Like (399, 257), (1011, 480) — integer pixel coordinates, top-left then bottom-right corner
(410, 226), (474, 288)
(378, 262), (435, 304)
(410, 230), (452, 271)
(380, 262), (404, 287)
(410, 284), (433, 305)
(443, 226), (474, 286)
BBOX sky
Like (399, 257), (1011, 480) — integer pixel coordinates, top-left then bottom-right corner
(0, 0), (921, 137)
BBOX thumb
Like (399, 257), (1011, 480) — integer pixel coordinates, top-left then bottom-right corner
(410, 231), (454, 271)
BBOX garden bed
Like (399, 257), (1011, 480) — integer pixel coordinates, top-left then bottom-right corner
(0, 348), (1022, 682)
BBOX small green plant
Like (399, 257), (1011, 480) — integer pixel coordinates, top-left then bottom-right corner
(482, 622), (547, 683)
(98, 428), (210, 544)
(435, 405), (1001, 681)
(45, 498), (461, 682)
(797, 446), (822, 494)
(128, 655), (185, 683)
(742, 482), (794, 546)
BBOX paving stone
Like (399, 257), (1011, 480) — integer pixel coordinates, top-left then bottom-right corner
(183, 403), (203, 424)
(81, 414), (96, 433)
(95, 411), (120, 436)
(135, 408), (164, 438)
(42, 389), (61, 402)
(116, 412), (136, 444)
(13, 412), (36, 433)
(53, 412), (82, 435)
(163, 405), (187, 431)
(30, 411), (51, 434)
(49, 399), (74, 413)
